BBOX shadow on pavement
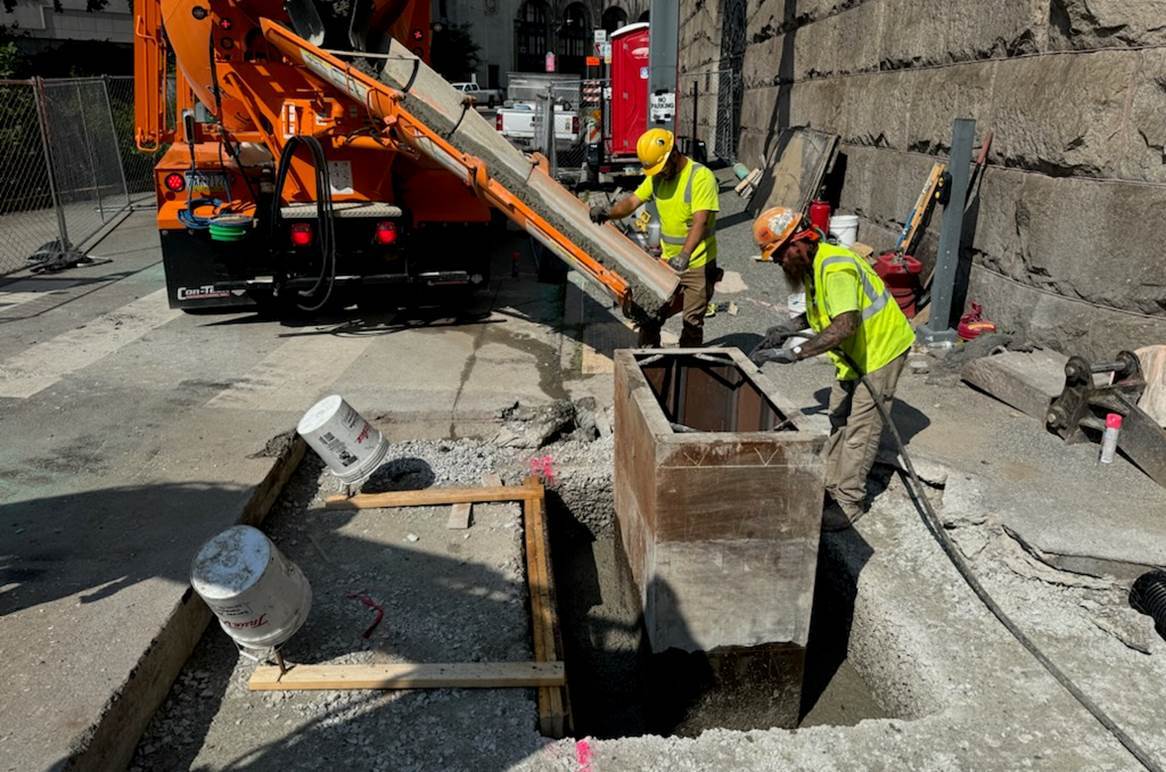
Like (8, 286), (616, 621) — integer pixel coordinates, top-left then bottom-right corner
(1, 481), (258, 616)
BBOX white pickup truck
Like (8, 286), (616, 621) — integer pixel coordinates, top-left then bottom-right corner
(494, 102), (580, 151)
(451, 82), (504, 108)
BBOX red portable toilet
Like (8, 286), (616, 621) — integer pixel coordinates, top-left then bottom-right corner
(608, 22), (650, 162)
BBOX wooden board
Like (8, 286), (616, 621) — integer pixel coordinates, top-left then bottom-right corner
(249, 661), (565, 691)
(446, 502), (472, 529)
(961, 350), (1068, 421)
(897, 162), (946, 255)
(748, 128), (839, 217)
(1136, 345), (1166, 427)
(324, 481), (539, 509)
(522, 480), (569, 738)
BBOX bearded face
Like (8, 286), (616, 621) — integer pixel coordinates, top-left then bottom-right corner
(778, 241), (812, 285)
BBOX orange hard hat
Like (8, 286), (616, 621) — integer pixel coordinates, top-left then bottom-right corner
(752, 206), (819, 261)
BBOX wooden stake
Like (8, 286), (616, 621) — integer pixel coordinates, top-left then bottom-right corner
(446, 502), (473, 529)
(522, 478), (568, 737)
(249, 661), (565, 691)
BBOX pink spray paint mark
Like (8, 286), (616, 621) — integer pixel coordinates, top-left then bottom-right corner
(575, 738), (593, 772)
(528, 454), (556, 485)
(346, 592), (385, 639)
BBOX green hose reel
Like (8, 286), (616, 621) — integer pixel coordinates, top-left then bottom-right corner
(208, 214), (252, 242)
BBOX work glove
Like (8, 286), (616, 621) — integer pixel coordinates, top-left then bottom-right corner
(750, 347), (799, 366)
(589, 205), (610, 224)
(755, 322), (799, 352)
(667, 250), (692, 272)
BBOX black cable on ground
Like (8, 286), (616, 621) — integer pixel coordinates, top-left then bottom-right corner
(270, 135), (337, 312)
(846, 353), (1162, 772)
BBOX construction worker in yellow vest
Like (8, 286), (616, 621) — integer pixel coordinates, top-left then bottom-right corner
(749, 207), (915, 530)
(589, 128), (720, 347)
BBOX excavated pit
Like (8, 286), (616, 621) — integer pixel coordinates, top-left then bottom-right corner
(548, 465), (892, 737)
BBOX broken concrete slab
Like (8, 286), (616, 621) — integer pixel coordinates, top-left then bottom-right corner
(961, 348), (1067, 421)
(1002, 516), (1166, 582)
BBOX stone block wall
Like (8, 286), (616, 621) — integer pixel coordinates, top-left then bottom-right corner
(678, 0), (1166, 357)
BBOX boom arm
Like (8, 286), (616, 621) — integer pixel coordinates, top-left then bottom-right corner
(133, 0), (169, 150)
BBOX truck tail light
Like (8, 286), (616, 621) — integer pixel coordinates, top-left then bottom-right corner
(164, 173), (185, 192)
(572, 115), (579, 134)
(496, 112), (503, 131)
(373, 221), (399, 246)
(289, 222), (313, 247)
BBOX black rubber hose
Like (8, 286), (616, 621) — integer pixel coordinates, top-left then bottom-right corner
(1131, 571), (1166, 638)
(843, 352), (1162, 772)
(269, 135), (337, 312)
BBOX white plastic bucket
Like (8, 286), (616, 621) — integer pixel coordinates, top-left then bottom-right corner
(297, 394), (388, 485)
(828, 214), (860, 247)
(191, 525), (312, 651)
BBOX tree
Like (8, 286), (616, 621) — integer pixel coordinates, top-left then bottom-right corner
(430, 23), (480, 82)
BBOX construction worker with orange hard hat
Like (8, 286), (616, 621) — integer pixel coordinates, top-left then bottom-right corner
(749, 206), (915, 530)
(589, 128), (720, 347)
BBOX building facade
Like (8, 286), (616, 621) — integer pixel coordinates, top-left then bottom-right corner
(435, 0), (650, 89)
(6, 0), (132, 46)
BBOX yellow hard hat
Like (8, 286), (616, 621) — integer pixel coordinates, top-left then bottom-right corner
(753, 206), (819, 261)
(636, 128), (674, 177)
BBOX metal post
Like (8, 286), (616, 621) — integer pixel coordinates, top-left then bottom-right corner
(691, 79), (698, 146)
(648, 0), (678, 129)
(920, 117), (975, 346)
(32, 76), (71, 252)
(544, 84), (557, 178)
(76, 80), (106, 222)
(102, 75), (131, 209)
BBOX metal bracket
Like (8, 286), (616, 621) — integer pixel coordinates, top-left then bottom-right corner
(1046, 351), (1166, 488)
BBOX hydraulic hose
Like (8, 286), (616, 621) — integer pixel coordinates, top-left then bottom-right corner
(843, 351), (1162, 772)
(270, 135), (337, 312)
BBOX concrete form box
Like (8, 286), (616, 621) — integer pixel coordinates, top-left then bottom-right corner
(613, 348), (826, 655)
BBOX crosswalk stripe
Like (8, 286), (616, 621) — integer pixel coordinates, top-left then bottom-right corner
(206, 333), (375, 410)
(0, 291), (62, 314)
(0, 288), (180, 399)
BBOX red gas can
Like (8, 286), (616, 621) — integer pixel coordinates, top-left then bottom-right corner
(874, 252), (923, 318)
(809, 199), (831, 232)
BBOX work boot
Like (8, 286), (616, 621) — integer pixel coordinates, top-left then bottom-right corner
(822, 499), (866, 532)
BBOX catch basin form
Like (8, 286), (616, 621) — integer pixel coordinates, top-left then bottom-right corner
(613, 348), (826, 727)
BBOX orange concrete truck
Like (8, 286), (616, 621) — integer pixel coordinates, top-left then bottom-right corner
(133, 0), (679, 318)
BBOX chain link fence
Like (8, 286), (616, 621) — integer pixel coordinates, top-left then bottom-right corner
(106, 76), (160, 196)
(529, 81), (587, 183)
(0, 76), (159, 278)
(681, 69), (743, 163)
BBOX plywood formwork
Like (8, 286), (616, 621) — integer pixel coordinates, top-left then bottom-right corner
(613, 348), (826, 655)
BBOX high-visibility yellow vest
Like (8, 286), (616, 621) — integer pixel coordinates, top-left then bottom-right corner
(807, 242), (915, 381)
(650, 159), (717, 269)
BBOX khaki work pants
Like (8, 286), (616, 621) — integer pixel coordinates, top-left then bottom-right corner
(638, 260), (718, 348)
(823, 351), (908, 513)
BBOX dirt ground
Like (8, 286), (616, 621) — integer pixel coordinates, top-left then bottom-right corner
(131, 447), (549, 772)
